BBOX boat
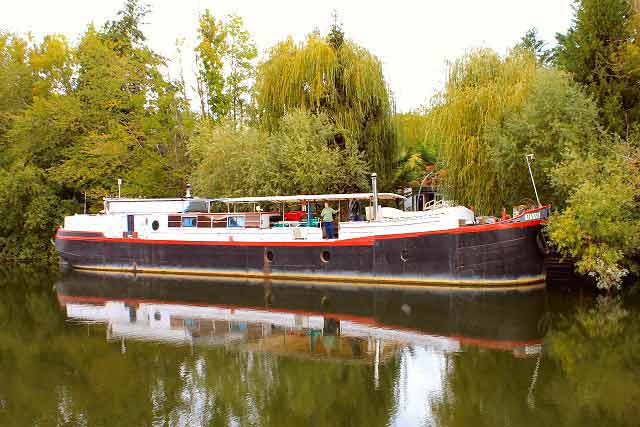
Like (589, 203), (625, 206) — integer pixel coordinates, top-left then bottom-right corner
(55, 174), (550, 288)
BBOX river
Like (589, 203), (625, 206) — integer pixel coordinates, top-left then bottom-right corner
(0, 267), (638, 426)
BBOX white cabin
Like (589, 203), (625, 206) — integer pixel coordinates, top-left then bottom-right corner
(63, 193), (476, 242)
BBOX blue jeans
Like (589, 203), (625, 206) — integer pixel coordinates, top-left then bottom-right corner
(323, 221), (335, 239)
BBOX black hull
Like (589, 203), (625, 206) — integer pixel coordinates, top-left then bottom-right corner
(55, 222), (546, 287)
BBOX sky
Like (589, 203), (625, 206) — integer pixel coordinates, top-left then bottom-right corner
(2, 0), (574, 112)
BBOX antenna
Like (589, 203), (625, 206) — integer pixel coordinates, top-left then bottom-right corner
(117, 178), (122, 198)
(525, 154), (541, 207)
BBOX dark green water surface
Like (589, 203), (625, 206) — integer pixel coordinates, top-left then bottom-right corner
(0, 267), (639, 426)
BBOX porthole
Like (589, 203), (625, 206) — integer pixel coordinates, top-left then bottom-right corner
(152, 220), (160, 231)
(320, 250), (331, 263)
(401, 249), (409, 263)
(265, 250), (274, 262)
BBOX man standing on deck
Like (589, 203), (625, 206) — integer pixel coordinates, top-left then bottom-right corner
(320, 202), (338, 239)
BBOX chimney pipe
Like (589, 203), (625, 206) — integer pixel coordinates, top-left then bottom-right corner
(371, 173), (379, 221)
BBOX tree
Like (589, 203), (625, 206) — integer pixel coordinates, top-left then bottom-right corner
(188, 111), (368, 197)
(486, 68), (601, 209)
(194, 10), (257, 125)
(264, 110), (368, 195)
(0, 33), (33, 164)
(0, 0), (192, 262)
(391, 111), (438, 188)
(515, 28), (554, 65)
(195, 10), (228, 121)
(254, 22), (396, 187)
(548, 143), (640, 289)
(187, 120), (268, 197)
(426, 49), (538, 214)
(555, 0), (640, 136)
(29, 34), (75, 97)
(225, 14), (258, 126)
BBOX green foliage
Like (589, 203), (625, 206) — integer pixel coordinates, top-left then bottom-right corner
(427, 49), (538, 213)
(391, 111), (438, 187)
(189, 111), (368, 197)
(255, 26), (396, 186)
(0, 0), (193, 261)
(0, 166), (75, 262)
(548, 144), (640, 289)
(0, 32), (33, 163)
(487, 68), (601, 208)
(29, 34), (75, 97)
(556, 0), (640, 136)
(195, 10), (257, 125)
(515, 28), (554, 65)
(264, 111), (368, 195)
(188, 120), (268, 197)
(7, 95), (84, 169)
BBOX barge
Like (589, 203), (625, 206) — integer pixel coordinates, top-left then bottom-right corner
(55, 180), (550, 288)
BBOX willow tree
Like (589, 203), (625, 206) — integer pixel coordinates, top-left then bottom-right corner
(391, 111), (438, 188)
(426, 49), (538, 214)
(254, 23), (396, 187)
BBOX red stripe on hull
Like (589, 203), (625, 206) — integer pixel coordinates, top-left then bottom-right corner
(55, 219), (545, 247)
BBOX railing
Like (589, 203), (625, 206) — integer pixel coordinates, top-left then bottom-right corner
(422, 199), (455, 211)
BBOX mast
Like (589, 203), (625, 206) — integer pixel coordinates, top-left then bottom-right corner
(525, 154), (541, 207)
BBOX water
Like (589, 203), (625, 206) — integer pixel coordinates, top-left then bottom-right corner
(0, 267), (638, 427)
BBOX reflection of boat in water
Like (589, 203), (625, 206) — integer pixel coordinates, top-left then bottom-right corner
(55, 271), (546, 360)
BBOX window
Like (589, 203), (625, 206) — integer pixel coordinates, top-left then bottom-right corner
(228, 216), (246, 228)
(152, 220), (160, 231)
(182, 217), (197, 227)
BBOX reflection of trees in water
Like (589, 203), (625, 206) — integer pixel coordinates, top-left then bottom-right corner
(544, 296), (640, 426)
(431, 348), (543, 427)
(0, 268), (402, 426)
(430, 295), (640, 427)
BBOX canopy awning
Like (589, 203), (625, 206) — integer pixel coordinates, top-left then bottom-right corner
(214, 193), (405, 204)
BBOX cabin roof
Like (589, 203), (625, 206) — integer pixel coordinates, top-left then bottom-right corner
(104, 198), (201, 203)
(214, 193), (405, 204)
(104, 193), (405, 205)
